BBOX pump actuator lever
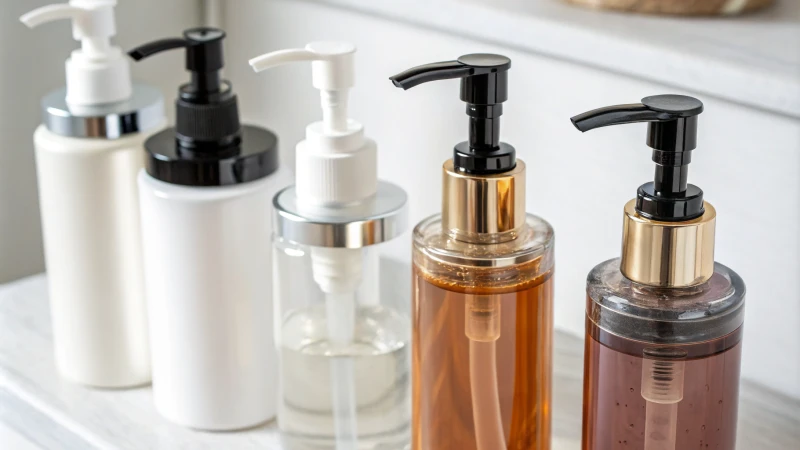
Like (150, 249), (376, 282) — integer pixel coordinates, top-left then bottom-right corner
(129, 28), (225, 94)
(390, 54), (514, 175)
(129, 28), (239, 148)
(249, 42), (355, 134)
(571, 95), (706, 222)
(20, 0), (132, 106)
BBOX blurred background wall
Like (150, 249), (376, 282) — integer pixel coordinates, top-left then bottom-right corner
(1, 0), (797, 400)
(0, 0), (202, 283)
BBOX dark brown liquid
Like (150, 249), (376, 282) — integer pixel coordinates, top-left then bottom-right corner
(412, 268), (553, 450)
(582, 318), (742, 450)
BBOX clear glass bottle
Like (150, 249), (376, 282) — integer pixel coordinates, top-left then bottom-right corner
(583, 259), (744, 450)
(412, 213), (554, 450)
(274, 237), (410, 449)
(253, 41), (411, 449)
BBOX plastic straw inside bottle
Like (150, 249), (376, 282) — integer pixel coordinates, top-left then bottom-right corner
(326, 292), (358, 450)
(641, 349), (687, 450)
(466, 295), (506, 450)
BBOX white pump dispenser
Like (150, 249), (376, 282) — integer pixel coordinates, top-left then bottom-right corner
(250, 42), (378, 297)
(19, 0), (165, 389)
(250, 42), (377, 208)
(21, 0), (132, 105)
(252, 43), (409, 449)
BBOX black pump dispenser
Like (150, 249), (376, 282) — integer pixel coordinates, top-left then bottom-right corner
(571, 94), (705, 222)
(128, 27), (278, 186)
(390, 54), (515, 174)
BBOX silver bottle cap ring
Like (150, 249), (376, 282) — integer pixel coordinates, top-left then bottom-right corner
(41, 84), (164, 139)
(274, 181), (408, 248)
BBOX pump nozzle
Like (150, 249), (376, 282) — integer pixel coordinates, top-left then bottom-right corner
(20, 0), (131, 105)
(249, 42), (355, 134)
(129, 28), (240, 149)
(571, 95), (705, 221)
(390, 54), (514, 174)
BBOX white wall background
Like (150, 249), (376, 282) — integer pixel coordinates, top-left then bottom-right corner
(223, 0), (800, 399)
(0, 0), (202, 283)
(0, 0), (797, 400)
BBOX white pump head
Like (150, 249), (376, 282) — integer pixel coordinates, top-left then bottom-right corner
(249, 42), (377, 207)
(21, 0), (132, 106)
(250, 42), (355, 134)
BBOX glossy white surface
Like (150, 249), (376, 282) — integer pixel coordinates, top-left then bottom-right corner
(33, 123), (165, 388)
(1, 274), (798, 448)
(138, 169), (291, 430)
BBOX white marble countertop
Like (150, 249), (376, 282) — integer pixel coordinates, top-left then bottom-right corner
(1, 274), (798, 449)
(305, 0), (800, 118)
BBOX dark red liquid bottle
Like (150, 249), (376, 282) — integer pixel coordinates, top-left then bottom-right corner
(571, 96), (746, 450)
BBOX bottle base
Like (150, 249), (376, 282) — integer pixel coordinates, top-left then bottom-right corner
(279, 427), (410, 450)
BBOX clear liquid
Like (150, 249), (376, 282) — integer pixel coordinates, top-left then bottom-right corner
(279, 305), (411, 450)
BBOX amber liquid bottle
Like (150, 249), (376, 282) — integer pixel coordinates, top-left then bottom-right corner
(391, 53), (555, 450)
(571, 95), (746, 450)
(411, 162), (555, 450)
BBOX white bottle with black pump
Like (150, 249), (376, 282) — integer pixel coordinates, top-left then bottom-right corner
(129, 28), (289, 430)
(20, 0), (165, 388)
(250, 43), (410, 450)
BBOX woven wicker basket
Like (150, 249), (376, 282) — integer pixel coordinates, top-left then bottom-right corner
(563, 0), (774, 16)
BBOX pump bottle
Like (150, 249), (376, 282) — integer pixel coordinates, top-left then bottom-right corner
(128, 28), (289, 430)
(19, 0), (165, 388)
(571, 95), (745, 450)
(391, 55), (555, 450)
(249, 42), (409, 449)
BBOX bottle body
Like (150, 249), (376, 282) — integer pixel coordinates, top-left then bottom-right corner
(34, 122), (164, 387)
(139, 168), (290, 430)
(412, 214), (555, 450)
(273, 237), (411, 449)
(582, 258), (745, 450)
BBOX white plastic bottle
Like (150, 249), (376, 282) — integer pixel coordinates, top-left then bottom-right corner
(20, 0), (165, 388)
(129, 28), (289, 430)
(249, 42), (410, 449)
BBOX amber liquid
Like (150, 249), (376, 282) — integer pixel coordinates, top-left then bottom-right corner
(412, 268), (553, 450)
(582, 318), (742, 450)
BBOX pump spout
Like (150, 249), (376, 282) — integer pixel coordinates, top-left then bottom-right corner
(390, 54), (514, 174)
(389, 61), (473, 90)
(20, 0), (131, 105)
(128, 28), (240, 149)
(249, 42), (355, 134)
(570, 104), (670, 132)
(570, 94), (706, 222)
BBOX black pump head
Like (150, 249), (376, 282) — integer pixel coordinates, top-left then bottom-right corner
(571, 95), (705, 221)
(129, 28), (240, 150)
(389, 54), (515, 174)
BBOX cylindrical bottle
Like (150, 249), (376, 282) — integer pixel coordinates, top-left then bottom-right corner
(21, 0), (166, 387)
(250, 41), (411, 448)
(391, 54), (556, 450)
(272, 184), (409, 449)
(412, 162), (555, 450)
(582, 256), (744, 450)
(139, 169), (289, 429)
(34, 88), (165, 387)
(571, 95), (745, 450)
(130, 28), (287, 430)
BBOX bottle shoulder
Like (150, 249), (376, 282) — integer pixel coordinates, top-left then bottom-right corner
(587, 258), (745, 345)
(412, 213), (554, 293)
(138, 166), (290, 202)
(34, 120), (166, 152)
